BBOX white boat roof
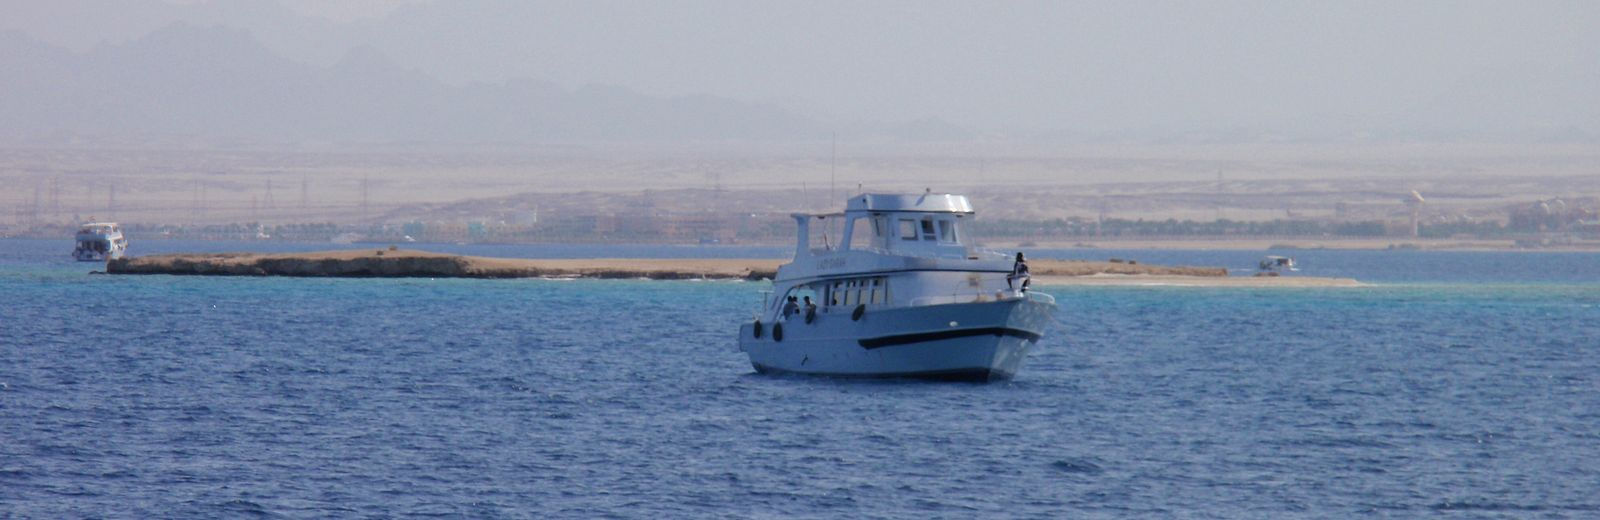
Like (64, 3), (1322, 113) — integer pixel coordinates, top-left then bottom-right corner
(844, 193), (974, 214)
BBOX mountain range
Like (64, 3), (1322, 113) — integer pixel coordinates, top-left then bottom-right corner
(1, 24), (959, 145)
(4, 0), (1597, 146)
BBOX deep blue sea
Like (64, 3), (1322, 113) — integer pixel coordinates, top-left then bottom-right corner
(3, 238), (1598, 518)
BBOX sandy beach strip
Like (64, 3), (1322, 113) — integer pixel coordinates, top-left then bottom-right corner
(1033, 274), (1363, 287)
(106, 249), (1359, 286)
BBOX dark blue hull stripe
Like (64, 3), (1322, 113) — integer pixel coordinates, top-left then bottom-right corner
(857, 327), (1042, 349)
(752, 363), (1012, 382)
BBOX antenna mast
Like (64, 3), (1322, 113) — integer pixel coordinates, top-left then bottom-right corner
(830, 132), (836, 207)
(50, 174), (60, 220)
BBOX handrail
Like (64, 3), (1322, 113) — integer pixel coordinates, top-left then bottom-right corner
(897, 273), (1052, 307)
(907, 291), (1027, 307)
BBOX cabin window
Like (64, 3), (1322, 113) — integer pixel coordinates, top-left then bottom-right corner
(937, 220), (956, 243)
(856, 216), (885, 249)
(778, 285), (819, 314)
(807, 277), (890, 308)
(920, 218), (936, 240)
(847, 217), (874, 251)
(899, 219), (918, 240)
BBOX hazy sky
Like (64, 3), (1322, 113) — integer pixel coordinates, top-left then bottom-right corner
(5, 0), (1598, 141)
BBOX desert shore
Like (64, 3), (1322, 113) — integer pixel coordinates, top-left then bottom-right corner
(1034, 274), (1362, 287)
(105, 249), (1360, 286)
(1012, 238), (1525, 251)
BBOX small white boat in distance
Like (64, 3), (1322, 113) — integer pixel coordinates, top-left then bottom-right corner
(1259, 255), (1298, 272)
(738, 193), (1057, 382)
(72, 222), (128, 261)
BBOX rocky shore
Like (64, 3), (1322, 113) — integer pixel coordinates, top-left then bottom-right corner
(105, 249), (1357, 286)
(106, 249), (781, 280)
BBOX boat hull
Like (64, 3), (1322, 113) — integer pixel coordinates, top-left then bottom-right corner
(738, 296), (1055, 382)
(72, 247), (123, 262)
(74, 233), (126, 262)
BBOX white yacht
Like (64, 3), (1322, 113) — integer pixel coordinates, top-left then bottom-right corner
(72, 222), (128, 262)
(738, 193), (1056, 381)
(1258, 255), (1298, 272)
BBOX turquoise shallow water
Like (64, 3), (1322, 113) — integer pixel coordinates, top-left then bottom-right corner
(2, 239), (1599, 517)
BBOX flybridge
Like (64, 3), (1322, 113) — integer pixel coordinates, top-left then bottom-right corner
(845, 193), (974, 214)
(791, 193), (977, 260)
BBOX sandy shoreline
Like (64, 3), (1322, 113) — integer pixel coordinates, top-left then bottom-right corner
(1005, 238), (1600, 251)
(1033, 274), (1363, 287)
(104, 249), (1361, 286)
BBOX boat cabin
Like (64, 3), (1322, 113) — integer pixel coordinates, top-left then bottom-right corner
(792, 193), (976, 260)
(765, 193), (1024, 320)
(77, 223), (121, 236)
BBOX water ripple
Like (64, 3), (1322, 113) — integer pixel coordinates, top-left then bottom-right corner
(4, 245), (1600, 517)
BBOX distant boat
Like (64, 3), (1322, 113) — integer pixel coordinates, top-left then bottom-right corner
(1259, 255), (1298, 272)
(72, 222), (127, 262)
(738, 193), (1056, 382)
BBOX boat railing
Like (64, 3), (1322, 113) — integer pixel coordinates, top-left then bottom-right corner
(907, 291), (1031, 307)
(905, 275), (1055, 307)
(756, 289), (773, 319)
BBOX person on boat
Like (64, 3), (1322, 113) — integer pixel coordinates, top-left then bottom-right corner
(781, 296), (800, 319)
(1008, 252), (1031, 292)
(803, 296), (817, 323)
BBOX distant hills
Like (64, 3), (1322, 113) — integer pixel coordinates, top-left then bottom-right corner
(0, 24), (869, 144)
(5, 3), (1594, 147)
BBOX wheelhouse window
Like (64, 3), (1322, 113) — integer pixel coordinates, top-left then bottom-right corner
(920, 218), (936, 240)
(846, 216), (875, 251)
(937, 220), (956, 243)
(899, 219), (918, 240)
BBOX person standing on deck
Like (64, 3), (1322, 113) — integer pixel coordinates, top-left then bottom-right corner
(781, 296), (800, 319)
